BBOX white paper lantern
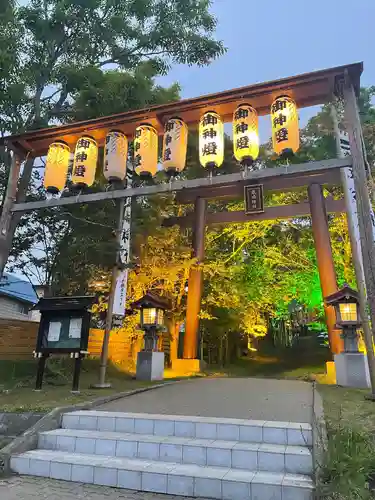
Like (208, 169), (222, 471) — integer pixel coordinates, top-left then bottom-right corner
(103, 130), (128, 182)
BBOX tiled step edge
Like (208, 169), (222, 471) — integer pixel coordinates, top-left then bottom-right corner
(39, 429), (312, 475)
(61, 411), (312, 446)
(11, 450), (314, 500)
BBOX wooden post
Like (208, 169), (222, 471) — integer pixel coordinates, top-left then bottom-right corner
(183, 197), (206, 359)
(343, 76), (375, 394)
(0, 151), (22, 277)
(331, 104), (375, 392)
(72, 355), (82, 393)
(308, 183), (343, 354)
(35, 354), (48, 391)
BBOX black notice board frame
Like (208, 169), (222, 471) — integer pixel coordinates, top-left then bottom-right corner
(244, 183), (264, 214)
(36, 309), (91, 354)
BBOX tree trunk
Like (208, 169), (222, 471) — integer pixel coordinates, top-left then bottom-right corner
(225, 333), (230, 366)
(0, 155), (34, 277)
(218, 336), (223, 367)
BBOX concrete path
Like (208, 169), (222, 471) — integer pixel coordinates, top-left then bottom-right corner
(0, 476), (210, 500)
(99, 377), (313, 423)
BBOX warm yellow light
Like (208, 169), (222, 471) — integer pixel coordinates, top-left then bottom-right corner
(233, 104), (259, 165)
(162, 118), (188, 175)
(271, 96), (300, 156)
(199, 111), (224, 169)
(141, 307), (164, 326)
(339, 303), (357, 322)
(72, 136), (98, 187)
(44, 141), (70, 194)
(134, 124), (158, 177)
(103, 130), (128, 182)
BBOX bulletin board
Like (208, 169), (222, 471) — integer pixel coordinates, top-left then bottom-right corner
(36, 310), (91, 353)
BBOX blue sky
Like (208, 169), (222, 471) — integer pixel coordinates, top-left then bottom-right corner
(158, 0), (373, 141)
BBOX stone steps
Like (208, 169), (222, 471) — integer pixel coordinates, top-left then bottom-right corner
(11, 449), (314, 499)
(61, 410), (313, 446)
(10, 411), (315, 499)
(38, 428), (312, 475)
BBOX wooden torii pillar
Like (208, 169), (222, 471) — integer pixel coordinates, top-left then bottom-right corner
(308, 183), (343, 354)
(183, 197), (206, 360)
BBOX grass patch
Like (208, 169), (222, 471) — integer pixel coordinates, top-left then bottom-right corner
(0, 358), (160, 412)
(317, 385), (375, 499)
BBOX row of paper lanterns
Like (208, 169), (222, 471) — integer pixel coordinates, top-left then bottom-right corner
(43, 96), (300, 194)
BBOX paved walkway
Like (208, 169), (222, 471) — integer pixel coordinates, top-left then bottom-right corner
(99, 377), (313, 423)
(0, 476), (210, 500)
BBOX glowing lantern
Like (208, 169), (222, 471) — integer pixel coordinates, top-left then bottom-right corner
(134, 124), (158, 177)
(271, 96), (300, 156)
(72, 136), (98, 188)
(44, 141), (70, 194)
(199, 111), (224, 169)
(103, 130), (128, 183)
(162, 118), (188, 176)
(233, 104), (259, 165)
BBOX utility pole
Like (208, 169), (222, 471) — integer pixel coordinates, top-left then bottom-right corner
(93, 168), (133, 388)
(343, 74), (375, 396)
(93, 197), (125, 388)
(331, 103), (375, 394)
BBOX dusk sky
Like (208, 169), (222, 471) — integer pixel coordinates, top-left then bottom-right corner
(158, 0), (373, 141)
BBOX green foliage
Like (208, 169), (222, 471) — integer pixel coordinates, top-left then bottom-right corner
(1, 0), (224, 131)
(2, 0), (225, 291)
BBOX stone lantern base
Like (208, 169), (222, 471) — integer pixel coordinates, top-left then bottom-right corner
(136, 351), (164, 381)
(334, 352), (371, 389)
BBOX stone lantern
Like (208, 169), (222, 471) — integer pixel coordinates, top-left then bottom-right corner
(325, 285), (370, 388)
(131, 292), (170, 381)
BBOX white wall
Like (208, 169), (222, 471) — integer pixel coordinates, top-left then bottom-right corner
(0, 296), (32, 321)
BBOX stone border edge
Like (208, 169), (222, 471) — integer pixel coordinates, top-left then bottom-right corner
(311, 381), (328, 497)
(0, 378), (187, 476)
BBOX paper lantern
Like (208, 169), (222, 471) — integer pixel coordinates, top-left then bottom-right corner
(162, 118), (188, 175)
(103, 130), (128, 183)
(233, 104), (259, 165)
(44, 141), (70, 194)
(199, 111), (224, 169)
(271, 96), (300, 156)
(134, 124), (158, 177)
(72, 136), (98, 187)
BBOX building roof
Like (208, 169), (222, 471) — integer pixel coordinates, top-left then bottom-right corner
(0, 273), (38, 304)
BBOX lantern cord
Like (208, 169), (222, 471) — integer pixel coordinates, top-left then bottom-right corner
(56, 211), (114, 229)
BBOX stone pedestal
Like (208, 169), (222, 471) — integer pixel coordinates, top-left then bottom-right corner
(136, 352), (164, 381)
(334, 352), (371, 389)
(171, 359), (207, 374)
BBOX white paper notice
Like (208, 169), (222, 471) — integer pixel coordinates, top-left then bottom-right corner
(69, 318), (82, 339)
(48, 321), (61, 342)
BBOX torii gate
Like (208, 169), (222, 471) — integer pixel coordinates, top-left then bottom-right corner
(1, 62), (374, 384)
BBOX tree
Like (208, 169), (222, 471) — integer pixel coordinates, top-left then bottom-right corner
(0, 0), (225, 276)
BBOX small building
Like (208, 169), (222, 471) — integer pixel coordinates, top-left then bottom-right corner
(0, 273), (38, 321)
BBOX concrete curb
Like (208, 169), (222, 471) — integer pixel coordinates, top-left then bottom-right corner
(0, 378), (188, 476)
